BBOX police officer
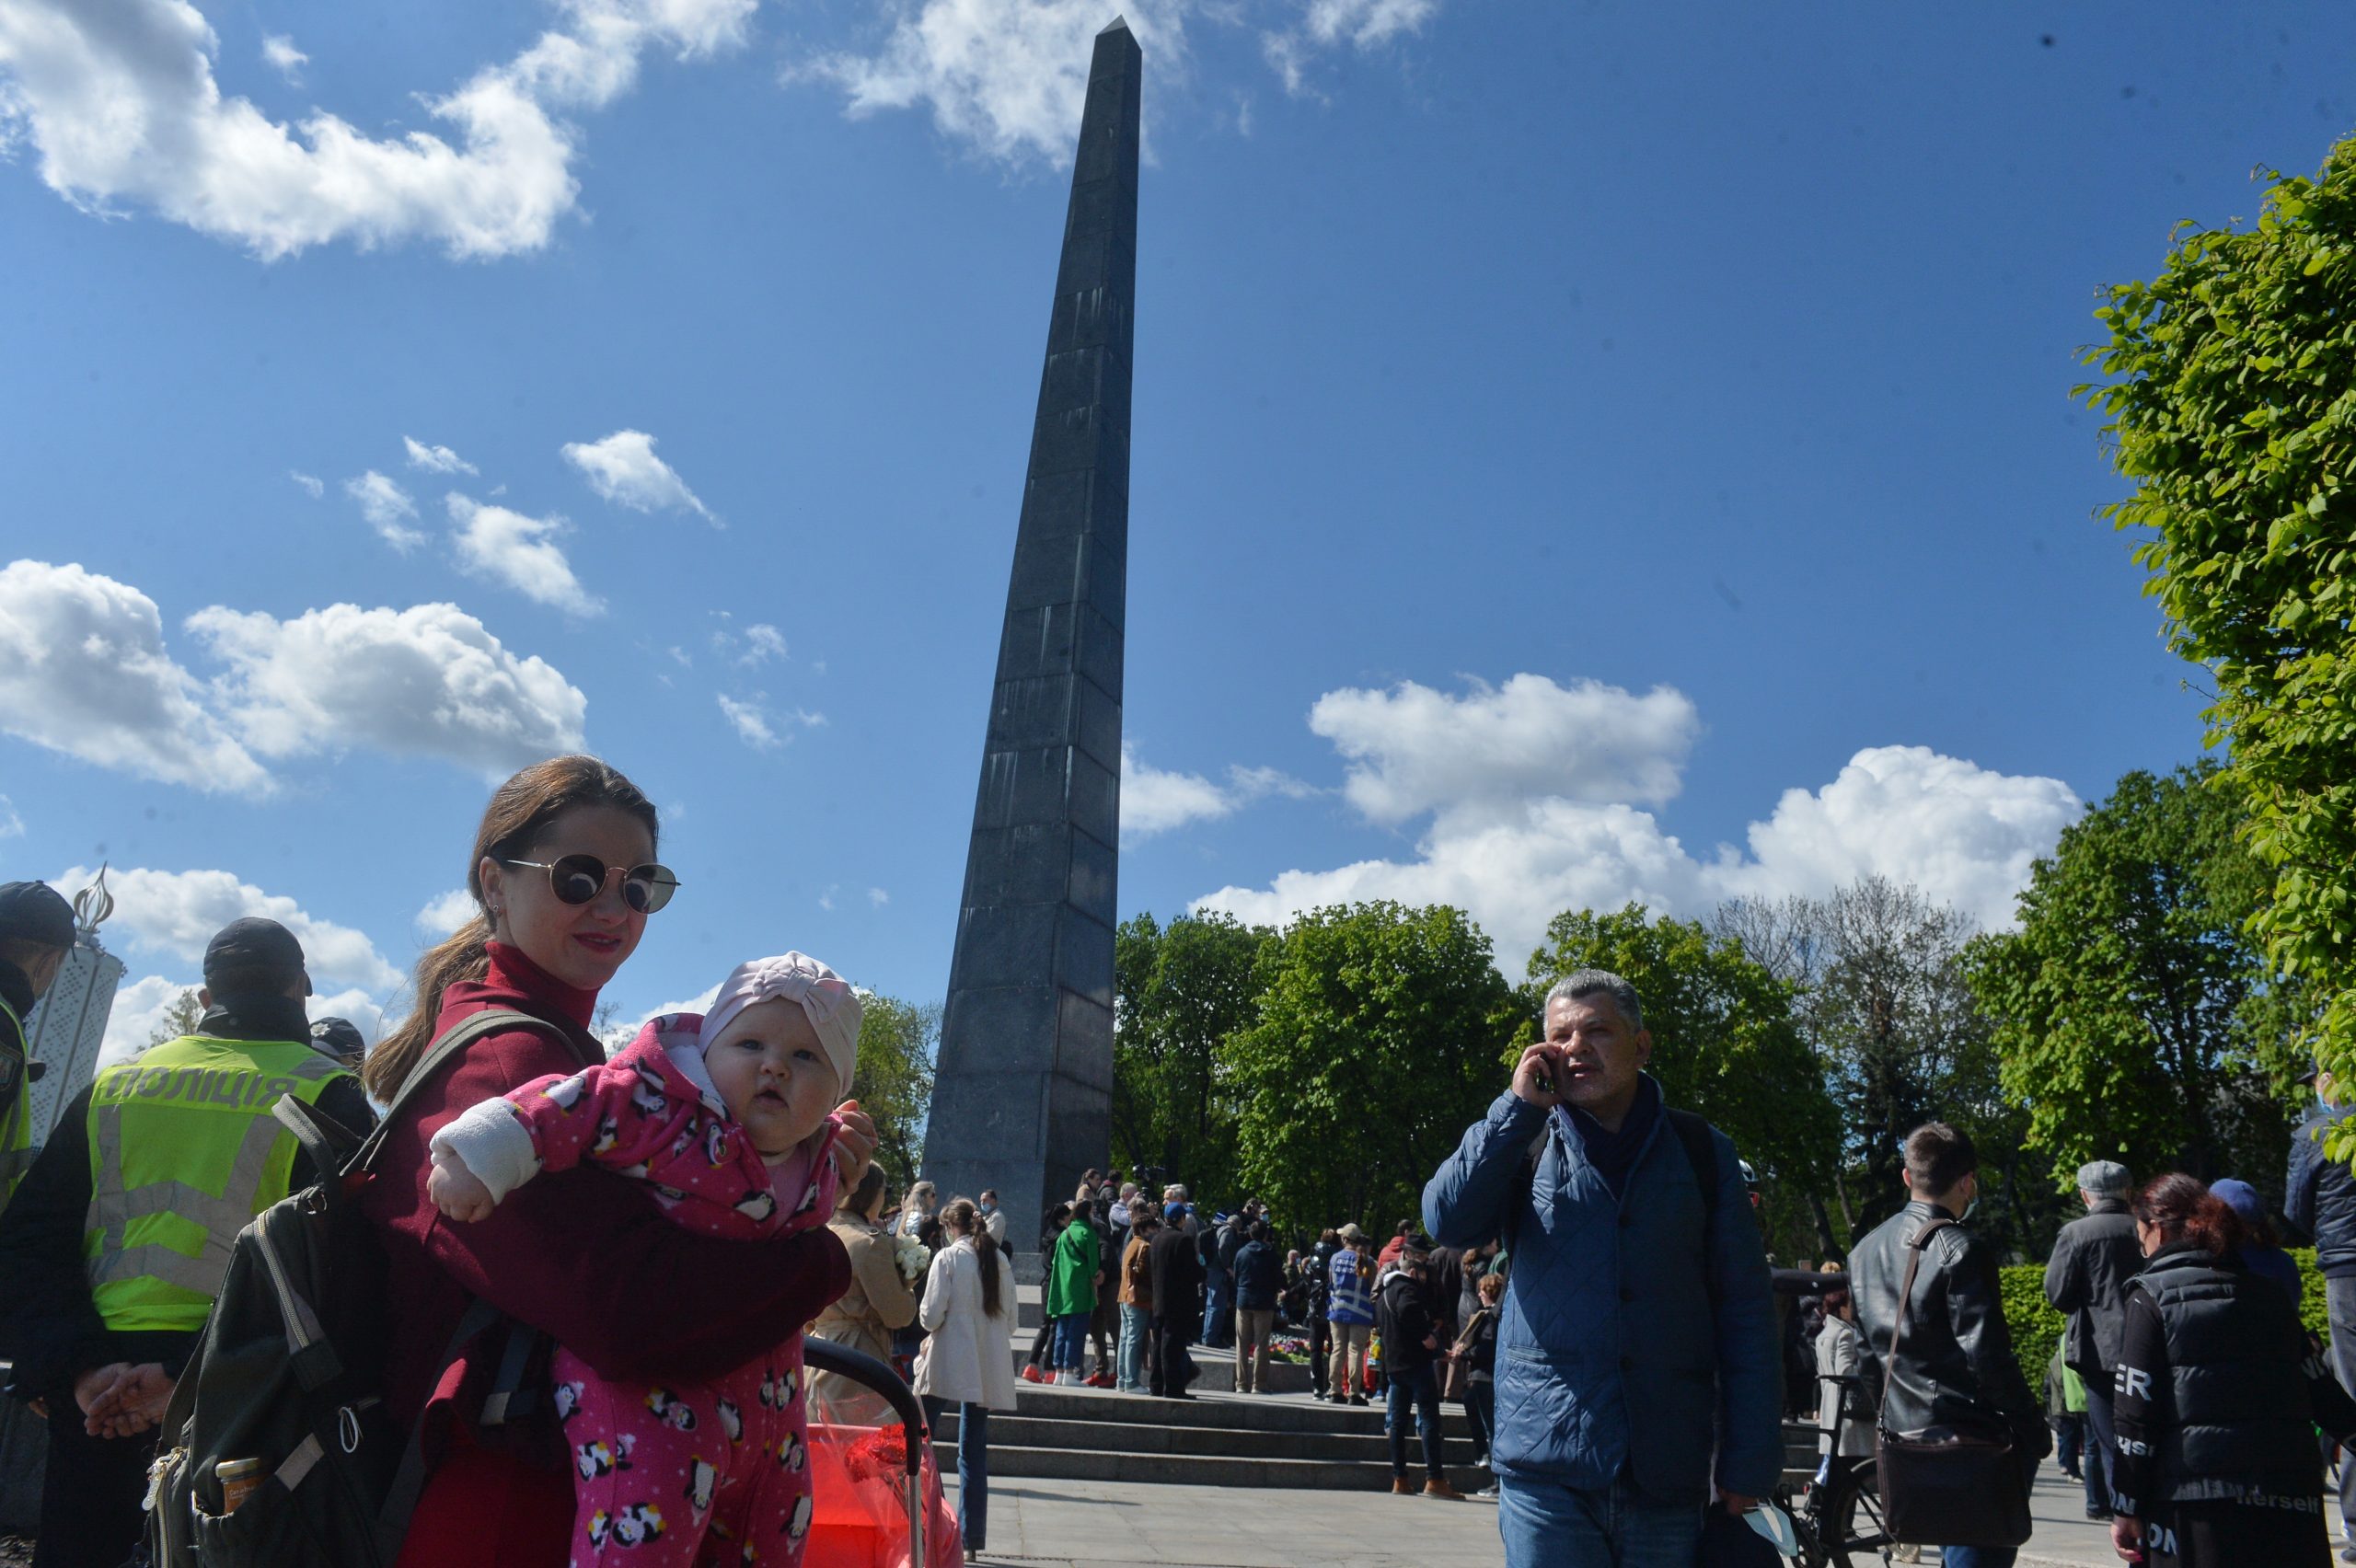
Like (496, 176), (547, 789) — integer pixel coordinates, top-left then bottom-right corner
(0, 917), (373, 1568)
(0, 881), (75, 1208)
(307, 1014), (368, 1071)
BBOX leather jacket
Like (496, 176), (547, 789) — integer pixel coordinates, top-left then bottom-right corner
(1850, 1200), (2047, 1455)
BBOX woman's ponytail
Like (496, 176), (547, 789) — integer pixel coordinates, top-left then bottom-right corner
(364, 911), (492, 1101)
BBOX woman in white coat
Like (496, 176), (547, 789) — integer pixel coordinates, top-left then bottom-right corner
(914, 1196), (1018, 1563)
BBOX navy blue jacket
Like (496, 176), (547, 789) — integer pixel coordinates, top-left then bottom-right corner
(1232, 1240), (1282, 1311)
(2286, 1102), (2356, 1279)
(1424, 1079), (1780, 1504)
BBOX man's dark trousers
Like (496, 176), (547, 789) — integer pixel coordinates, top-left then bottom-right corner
(1386, 1362), (1445, 1481)
(2331, 1275), (2356, 1544)
(35, 1401), (155, 1568)
(1151, 1315), (1193, 1397)
(1309, 1315), (1332, 1398)
(2081, 1386), (2118, 1516)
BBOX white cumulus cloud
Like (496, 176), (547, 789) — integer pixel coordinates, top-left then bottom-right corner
(716, 693), (776, 748)
(415, 887), (479, 937)
(188, 600), (590, 775)
(57, 863), (402, 994)
(343, 470), (425, 550)
(803, 0), (1188, 167)
(98, 974), (199, 1068)
(0, 560), (588, 791)
(0, 559), (269, 791)
(289, 469), (323, 499)
(0, 0), (760, 259)
(0, 795), (21, 836)
(1311, 674), (1699, 824)
(260, 32), (306, 81)
(1193, 673), (2082, 961)
(446, 493), (603, 616)
(403, 436), (478, 476)
(1120, 744), (1232, 842)
(560, 430), (711, 519)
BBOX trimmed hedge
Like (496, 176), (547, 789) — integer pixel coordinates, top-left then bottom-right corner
(1998, 1250), (2333, 1392)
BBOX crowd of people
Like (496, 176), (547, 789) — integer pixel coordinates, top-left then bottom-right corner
(3, 759), (2356, 1568)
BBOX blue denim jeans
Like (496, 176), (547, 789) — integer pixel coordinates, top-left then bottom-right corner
(1496, 1471), (1700, 1568)
(1941, 1550), (2015, 1568)
(1386, 1361), (1444, 1479)
(921, 1398), (991, 1552)
(1202, 1275), (1232, 1345)
(1118, 1303), (1151, 1389)
(2082, 1384), (2118, 1515)
(1051, 1310), (1089, 1370)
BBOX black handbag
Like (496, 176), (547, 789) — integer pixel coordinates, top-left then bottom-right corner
(1873, 1218), (2034, 1548)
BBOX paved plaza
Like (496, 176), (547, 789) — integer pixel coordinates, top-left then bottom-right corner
(950, 1468), (2341, 1568)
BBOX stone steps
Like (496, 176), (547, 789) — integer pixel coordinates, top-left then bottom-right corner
(930, 1386), (1490, 1493)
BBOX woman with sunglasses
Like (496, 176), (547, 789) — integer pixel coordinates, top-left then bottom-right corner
(360, 755), (869, 1568)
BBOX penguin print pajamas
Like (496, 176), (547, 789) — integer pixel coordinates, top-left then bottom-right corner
(456, 1015), (843, 1567)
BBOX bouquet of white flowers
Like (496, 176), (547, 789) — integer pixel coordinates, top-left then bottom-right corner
(893, 1233), (931, 1285)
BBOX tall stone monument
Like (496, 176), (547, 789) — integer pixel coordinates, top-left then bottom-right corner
(922, 17), (1139, 1258)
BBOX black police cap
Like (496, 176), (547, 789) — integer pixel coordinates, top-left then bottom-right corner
(310, 1017), (366, 1058)
(202, 917), (310, 992)
(0, 882), (75, 949)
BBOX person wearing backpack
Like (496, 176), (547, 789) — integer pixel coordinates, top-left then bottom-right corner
(0, 917), (373, 1568)
(1424, 969), (1779, 1568)
(356, 756), (861, 1568)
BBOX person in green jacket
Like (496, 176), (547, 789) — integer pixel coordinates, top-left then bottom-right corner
(1045, 1205), (1103, 1386)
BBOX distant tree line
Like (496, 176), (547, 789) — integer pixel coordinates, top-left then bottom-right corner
(1109, 759), (2317, 1264)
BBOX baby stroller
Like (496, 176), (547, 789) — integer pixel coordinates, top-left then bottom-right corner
(802, 1336), (961, 1568)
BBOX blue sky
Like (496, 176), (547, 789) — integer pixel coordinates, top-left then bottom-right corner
(3, 0), (2346, 1057)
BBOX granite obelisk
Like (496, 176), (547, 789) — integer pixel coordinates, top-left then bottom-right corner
(921, 18), (1139, 1257)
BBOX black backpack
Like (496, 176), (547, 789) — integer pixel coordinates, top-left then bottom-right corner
(144, 1009), (574, 1567)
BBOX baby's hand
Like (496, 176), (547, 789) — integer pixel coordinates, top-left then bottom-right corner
(428, 1159), (496, 1223)
(830, 1100), (876, 1185)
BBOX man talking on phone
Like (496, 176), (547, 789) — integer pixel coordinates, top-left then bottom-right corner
(1425, 970), (1779, 1568)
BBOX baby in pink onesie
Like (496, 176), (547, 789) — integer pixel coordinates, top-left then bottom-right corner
(427, 951), (865, 1568)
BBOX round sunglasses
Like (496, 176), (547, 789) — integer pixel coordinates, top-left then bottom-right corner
(500, 855), (679, 915)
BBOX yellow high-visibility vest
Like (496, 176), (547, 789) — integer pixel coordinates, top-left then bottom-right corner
(82, 1034), (349, 1333)
(0, 994), (31, 1207)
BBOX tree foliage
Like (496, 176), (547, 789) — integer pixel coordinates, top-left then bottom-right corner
(1966, 763), (2306, 1198)
(1528, 905), (1840, 1262)
(1714, 880), (2048, 1259)
(851, 994), (938, 1190)
(1110, 911), (1276, 1203)
(2085, 140), (2356, 1130)
(1220, 902), (1517, 1236)
(144, 986), (205, 1050)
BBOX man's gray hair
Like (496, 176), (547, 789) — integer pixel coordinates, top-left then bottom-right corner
(1544, 968), (1644, 1032)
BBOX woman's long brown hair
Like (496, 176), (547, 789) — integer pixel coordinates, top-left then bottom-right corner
(365, 755), (659, 1102)
(941, 1198), (1002, 1320)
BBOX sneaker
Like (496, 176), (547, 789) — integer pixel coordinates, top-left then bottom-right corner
(1087, 1373), (1115, 1389)
(1471, 1484), (1498, 1500)
(1423, 1479), (1466, 1501)
(1349, 1395), (1370, 1406)
(1390, 1477), (1416, 1495)
(2338, 1548), (2356, 1565)
(1020, 1365), (1045, 1383)
(2086, 1507), (2114, 1522)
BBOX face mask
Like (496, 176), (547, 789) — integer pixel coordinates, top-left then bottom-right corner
(979, 1201), (995, 1214)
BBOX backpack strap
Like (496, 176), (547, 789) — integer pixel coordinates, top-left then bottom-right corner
(352, 1009), (583, 1175)
(1877, 1217), (1955, 1434)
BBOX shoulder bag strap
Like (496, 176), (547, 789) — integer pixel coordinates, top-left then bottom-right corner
(352, 1009), (581, 1175)
(1877, 1217), (1955, 1432)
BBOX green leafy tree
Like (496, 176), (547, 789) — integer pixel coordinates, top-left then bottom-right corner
(1530, 905), (1842, 1262)
(144, 986), (206, 1049)
(851, 994), (938, 1190)
(1967, 763), (2307, 1197)
(1221, 902), (1517, 1236)
(1714, 880), (2047, 1259)
(2084, 140), (2356, 1131)
(1111, 911), (1276, 1205)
